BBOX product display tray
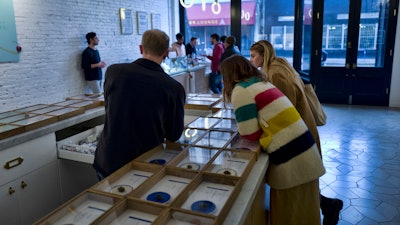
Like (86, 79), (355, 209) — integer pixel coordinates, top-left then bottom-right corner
(172, 173), (242, 224)
(134, 142), (186, 166)
(33, 190), (122, 225)
(185, 94), (222, 111)
(210, 108), (236, 119)
(67, 94), (105, 105)
(0, 112), (40, 124)
(210, 118), (238, 132)
(192, 130), (238, 149)
(0, 124), (25, 140)
(186, 116), (221, 130)
(168, 146), (220, 172)
(0, 111), (23, 120)
(211, 102), (233, 112)
(176, 127), (208, 145)
(128, 167), (199, 206)
(90, 161), (162, 196)
(203, 149), (256, 178)
(57, 124), (103, 164)
(95, 198), (167, 225)
(52, 99), (89, 106)
(44, 106), (85, 121)
(153, 208), (217, 225)
(9, 114), (58, 131)
(13, 104), (50, 113)
(225, 135), (262, 159)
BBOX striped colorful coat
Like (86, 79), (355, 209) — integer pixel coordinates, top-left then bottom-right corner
(232, 77), (325, 189)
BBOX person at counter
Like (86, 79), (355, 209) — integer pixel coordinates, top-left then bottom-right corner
(219, 55), (325, 225)
(249, 40), (343, 225)
(170, 33), (186, 57)
(203, 33), (224, 94)
(93, 29), (186, 179)
(185, 36), (198, 57)
(220, 35), (241, 63)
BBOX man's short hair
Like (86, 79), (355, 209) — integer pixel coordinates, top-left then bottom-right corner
(210, 33), (220, 42)
(226, 36), (236, 45)
(142, 29), (170, 56)
(190, 37), (198, 42)
(176, 33), (183, 40)
(85, 32), (96, 44)
(220, 35), (227, 43)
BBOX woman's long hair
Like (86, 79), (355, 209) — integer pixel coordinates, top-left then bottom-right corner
(250, 40), (298, 80)
(219, 55), (268, 103)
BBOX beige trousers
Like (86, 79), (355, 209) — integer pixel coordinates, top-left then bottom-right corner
(269, 179), (321, 225)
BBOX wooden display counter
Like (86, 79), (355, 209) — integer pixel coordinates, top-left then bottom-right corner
(1, 98), (269, 225)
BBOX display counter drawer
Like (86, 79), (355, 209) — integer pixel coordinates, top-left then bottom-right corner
(0, 133), (56, 186)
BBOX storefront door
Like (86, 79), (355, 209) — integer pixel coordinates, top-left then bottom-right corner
(310, 0), (399, 106)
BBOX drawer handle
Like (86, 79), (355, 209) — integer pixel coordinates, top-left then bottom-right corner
(8, 187), (15, 195)
(21, 181), (27, 189)
(4, 157), (24, 169)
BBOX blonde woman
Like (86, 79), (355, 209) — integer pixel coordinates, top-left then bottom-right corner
(250, 40), (343, 225)
(220, 55), (325, 225)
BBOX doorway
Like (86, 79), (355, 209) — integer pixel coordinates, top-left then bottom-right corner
(310, 0), (399, 106)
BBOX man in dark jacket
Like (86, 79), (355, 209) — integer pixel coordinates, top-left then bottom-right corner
(93, 29), (186, 178)
(220, 35), (241, 63)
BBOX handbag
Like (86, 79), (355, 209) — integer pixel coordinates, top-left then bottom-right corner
(304, 83), (327, 126)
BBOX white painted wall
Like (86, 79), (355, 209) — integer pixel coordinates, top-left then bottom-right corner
(390, 12), (400, 107)
(0, 0), (176, 112)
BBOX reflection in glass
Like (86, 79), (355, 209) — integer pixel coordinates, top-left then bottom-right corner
(322, 0), (387, 67)
(322, 0), (350, 67)
(241, 0), (294, 63)
(357, 0), (388, 68)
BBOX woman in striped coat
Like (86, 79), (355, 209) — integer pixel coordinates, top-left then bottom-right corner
(219, 55), (325, 225)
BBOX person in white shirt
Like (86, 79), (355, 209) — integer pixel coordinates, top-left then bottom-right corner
(170, 33), (186, 57)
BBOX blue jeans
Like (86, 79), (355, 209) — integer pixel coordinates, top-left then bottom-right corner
(209, 72), (223, 94)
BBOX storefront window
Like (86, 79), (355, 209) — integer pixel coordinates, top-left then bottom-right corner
(183, 0), (232, 55)
(241, 0), (295, 63)
(183, 1), (298, 63)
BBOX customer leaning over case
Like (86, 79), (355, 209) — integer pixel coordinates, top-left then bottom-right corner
(219, 55), (325, 225)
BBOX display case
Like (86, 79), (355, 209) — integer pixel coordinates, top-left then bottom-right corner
(128, 167), (198, 206)
(172, 173), (242, 224)
(186, 116), (221, 130)
(168, 146), (219, 171)
(185, 93), (222, 111)
(10, 114), (58, 131)
(90, 161), (162, 196)
(95, 198), (167, 225)
(192, 130), (238, 149)
(211, 118), (238, 132)
(203, 149), (256, 178)
(161, 56), (188, 75)
(134, 143), (186, 166)
(33, 190), (123, 225)
(153, 208), (218, 225)
(210, 108), (236, 119)
(176, 127), (208, 145)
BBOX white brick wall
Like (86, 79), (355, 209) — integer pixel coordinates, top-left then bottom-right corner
(0, 0), (177, 112)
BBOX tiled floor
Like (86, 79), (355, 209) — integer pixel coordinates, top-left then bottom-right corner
(318, 104), (400, 225)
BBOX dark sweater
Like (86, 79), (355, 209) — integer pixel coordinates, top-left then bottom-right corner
(81, 47), (102, 81)
(220, 45), (240, 63)
(93, 58), (186, 176)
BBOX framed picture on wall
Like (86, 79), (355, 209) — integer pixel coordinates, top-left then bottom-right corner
(119, 8), (133, 35)
(137, 11), (148, 34)
(151, 13), (161, 30)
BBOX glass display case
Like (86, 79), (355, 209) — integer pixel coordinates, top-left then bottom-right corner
(161, 56), (188, 75)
